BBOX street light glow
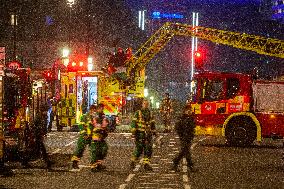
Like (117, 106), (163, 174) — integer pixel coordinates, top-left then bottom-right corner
(62, 48), (70, 58)
(144, 88), (149, 97)
(88, 57), (93, 64)
(67, 0), (75, 7)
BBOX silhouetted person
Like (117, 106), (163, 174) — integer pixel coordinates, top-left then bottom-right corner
(171, 104), (196, 172)
(22, 104), (52, 169)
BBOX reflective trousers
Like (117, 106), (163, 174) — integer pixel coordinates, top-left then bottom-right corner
(133, 131), (153, 161)
(90, 141), (108, 164)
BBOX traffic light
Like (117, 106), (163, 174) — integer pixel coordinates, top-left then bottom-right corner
(194, 51), (203, 70)
(43, 70), (53, 82)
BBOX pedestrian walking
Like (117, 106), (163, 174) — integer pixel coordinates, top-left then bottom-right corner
(90, 117), (109, 172)
(71, 104), (97, 169)
(46, 92), (54, 132)
(130, 99), (156, 171)
(160, 93), (173, 133)
(171, 104), (196, 172)
(22, 104), (52, 170)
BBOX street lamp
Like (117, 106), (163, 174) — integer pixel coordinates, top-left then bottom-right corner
(66, 0), (75, 48)
(62, 48), (70, 58)
(67, 0), (75, 7)
(87, 56), (93, 71)
(144, 88), (149, 97)
(62, 48), (70, 67)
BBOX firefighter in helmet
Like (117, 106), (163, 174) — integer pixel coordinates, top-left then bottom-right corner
(160, 92), (173, 132)
(90, 117), (109, 172)
(130, 99), (156, 171)
(71, 104), (97, 169)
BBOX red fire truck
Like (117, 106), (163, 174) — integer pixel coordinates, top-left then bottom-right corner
(190, 71), (284, 146)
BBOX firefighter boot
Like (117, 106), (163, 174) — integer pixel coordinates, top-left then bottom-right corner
(187, 163), (198, 173)
(91, 163), (100, 173)
(130, 160), (136, 170)
(72, 160), (79, 169)
(170, 162), (179, 172)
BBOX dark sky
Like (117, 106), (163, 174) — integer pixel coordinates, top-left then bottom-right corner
(124, 0), (284, 101)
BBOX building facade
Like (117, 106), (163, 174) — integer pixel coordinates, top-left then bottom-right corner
(271, 0), (284, 22)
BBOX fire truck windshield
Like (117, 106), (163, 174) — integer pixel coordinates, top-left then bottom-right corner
(202, 79), (224, 102)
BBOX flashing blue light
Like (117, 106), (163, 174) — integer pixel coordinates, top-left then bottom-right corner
(45, 16), (54, 25)
(152, 11), (184, 19)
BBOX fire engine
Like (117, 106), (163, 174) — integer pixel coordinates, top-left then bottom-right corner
(0, 62), (49, 164)
(190, 71), (284, 146)
(119, 22), (283, 145)
(53, 22), (283, 139)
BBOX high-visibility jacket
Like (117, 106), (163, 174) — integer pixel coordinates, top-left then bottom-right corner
(130, 108), (155, 133)
(78, 113), (93, 136)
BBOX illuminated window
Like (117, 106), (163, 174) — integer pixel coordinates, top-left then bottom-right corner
(202, 79), (224, 102)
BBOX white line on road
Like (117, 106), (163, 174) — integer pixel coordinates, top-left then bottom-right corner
(65, 141), (76, 147)
(183, 137), (207, 189)
(51, 148), (61, 154)
(125, 174), (135, 182)
(183, 175), (189, 182)
(182, 165), (187, 173)
(118, 184), (127, 189)
(184, 184), (191, 189)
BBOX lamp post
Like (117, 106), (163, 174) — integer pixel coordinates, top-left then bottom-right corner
(66, 0), (75, 48)
(191, 12), (199, 93)
(11, 14), (18, 60)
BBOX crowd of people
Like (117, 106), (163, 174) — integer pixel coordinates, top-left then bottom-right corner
(1, 92), (197, 175)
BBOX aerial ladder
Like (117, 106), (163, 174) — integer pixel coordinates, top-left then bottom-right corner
(123, 22), (284, 90)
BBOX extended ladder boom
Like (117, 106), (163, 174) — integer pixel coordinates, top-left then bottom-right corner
(126, 22), (284, 78)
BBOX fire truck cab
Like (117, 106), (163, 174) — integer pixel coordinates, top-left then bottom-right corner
(191, 71), (284, 146)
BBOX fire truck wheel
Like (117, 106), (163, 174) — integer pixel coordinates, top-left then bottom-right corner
(225, 116), (256, 147)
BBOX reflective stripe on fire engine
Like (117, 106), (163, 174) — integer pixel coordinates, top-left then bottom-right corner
(222, 112), (261, 141)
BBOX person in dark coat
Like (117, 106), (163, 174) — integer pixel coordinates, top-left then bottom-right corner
(22, 104), (52, 169)
(172, 104), (196, 172)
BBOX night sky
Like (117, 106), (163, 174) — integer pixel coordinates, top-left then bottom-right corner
(0, 0), (283, 102)
(124, 0), (284, 101)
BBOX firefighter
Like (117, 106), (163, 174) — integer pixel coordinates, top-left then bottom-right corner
(71, 104), (97, 169)
(171, 104), (196, 172)
(90, 117), (109, 172)
(22, 104), (52, 169)
(114, 47), (126, 67)
(96, 103), (106, 123)
(130, 99), (156, 171)
(125, 47), (133, 60)
(160, 93), (173, 133)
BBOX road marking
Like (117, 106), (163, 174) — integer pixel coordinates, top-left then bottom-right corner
(183, 175), (189, 182)
(184, 184), (191, 189)
(125, 174), (135, 182)
(79, 165), (92, 168)
(51, 148), (61, 154)
(182, 165), (187, 173)
(65, 141), (76, 147)
(118, 184), (127, 189)
(182, 137), (207, 189)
